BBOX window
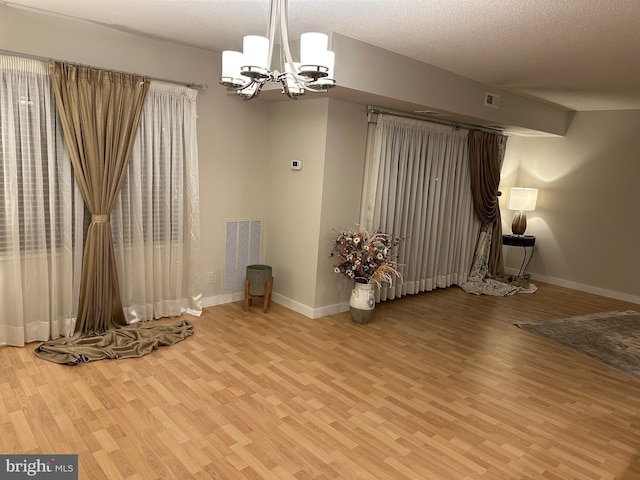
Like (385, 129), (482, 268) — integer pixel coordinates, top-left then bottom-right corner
(0, 57), (201, 346)
(0, 71), (83, 254)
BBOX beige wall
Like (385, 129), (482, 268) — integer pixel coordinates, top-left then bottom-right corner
(501, 111), (640, 303)
(314, 100), (369, 315)
(265, 99), (329, 313)
(265, 98), (369, 317)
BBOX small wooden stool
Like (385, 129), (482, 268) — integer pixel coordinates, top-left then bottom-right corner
(244, 265), (273, 313)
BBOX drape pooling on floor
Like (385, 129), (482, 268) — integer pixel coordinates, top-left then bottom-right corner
(33, 62), (193, 364)
(34, 319), (194, 365)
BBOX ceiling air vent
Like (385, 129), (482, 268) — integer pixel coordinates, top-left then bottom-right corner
(484, 92), (500, 109)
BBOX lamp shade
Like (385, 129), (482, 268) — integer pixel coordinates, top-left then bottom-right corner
(300, 32), (328, 66)
(508, 187), (538, 211)
(242, 35), (269, 70)
(308, 51), (336, 89)
(221, 50), (244, 87)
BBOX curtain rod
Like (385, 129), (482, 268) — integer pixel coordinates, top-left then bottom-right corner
(367, 106), (506, 136)
(0, 48), (208, 91)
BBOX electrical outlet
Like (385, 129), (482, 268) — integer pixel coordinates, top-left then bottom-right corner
(207, 271), (215, 284)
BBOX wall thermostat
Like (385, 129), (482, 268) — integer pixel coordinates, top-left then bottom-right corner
(290, 160), (303, 170)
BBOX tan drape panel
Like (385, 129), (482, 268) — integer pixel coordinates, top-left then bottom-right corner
(48, 62), (149, 335)
(34, 63), (193, 364)
(468, 131), (507, 277)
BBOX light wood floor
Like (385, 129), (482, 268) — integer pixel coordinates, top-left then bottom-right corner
(2, 283), (640, 480)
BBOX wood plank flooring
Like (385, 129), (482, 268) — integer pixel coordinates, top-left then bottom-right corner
(1, 282), (640, 479)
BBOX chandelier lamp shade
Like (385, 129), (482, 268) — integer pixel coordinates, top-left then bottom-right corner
(220, 0), (336, 100)
(508, 187), (538, 236)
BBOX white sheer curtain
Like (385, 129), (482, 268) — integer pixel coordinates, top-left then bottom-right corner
(0, 56), (84, 345)
(360, 114), (480, 301)
(111, 81), (202, 322)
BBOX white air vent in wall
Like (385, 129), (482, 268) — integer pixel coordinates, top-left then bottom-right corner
(484, 92), (500, 109)
(225, 219), (262, 291)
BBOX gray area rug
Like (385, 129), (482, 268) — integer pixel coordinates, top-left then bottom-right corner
(516, 310), (640, 381)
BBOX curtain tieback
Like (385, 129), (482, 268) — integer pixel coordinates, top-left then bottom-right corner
(91, 214), (110, 224)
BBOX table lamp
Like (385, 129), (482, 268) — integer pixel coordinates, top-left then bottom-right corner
(508, 187), (538, 235)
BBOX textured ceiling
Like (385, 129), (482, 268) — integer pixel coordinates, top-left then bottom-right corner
(5, 0), (640, 111)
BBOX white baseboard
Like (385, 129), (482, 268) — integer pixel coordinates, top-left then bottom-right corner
(204, 275), (640, 317)
(506, 268), (640, 306)
(311, 302), (350, 319)
(269, 293), (314, 318)
(202, 290), (349, 319)
(201, 291), (244, 309)
(270, 293), (349, 319)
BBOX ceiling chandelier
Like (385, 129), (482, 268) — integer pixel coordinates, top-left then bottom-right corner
(219, 0), (336, 100)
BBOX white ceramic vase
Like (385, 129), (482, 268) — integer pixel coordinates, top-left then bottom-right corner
(349, 282), (375, 324)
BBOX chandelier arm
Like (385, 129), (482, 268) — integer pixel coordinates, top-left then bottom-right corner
(275, 0), (303, 98)
(266, 0), (279, 69)
(280, 74), (296, 99)
(240, 81), (264, 100)
(233, 78), (256, 92)
(279, 0), (306, 88)
(279, 0), (294, 73)
(279, 2), (330, 93)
